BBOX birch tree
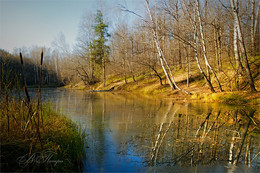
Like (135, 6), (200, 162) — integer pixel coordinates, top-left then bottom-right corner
(230, 0), (257, 92)
(145, 0), (190, 95)
(251, 0), (260, 56)
(180, 0), (216, 92)
(195, 0), (223, 92)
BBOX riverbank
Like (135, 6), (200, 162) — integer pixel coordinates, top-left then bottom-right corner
(60, 85), (259, 171)
(0, 100), (85, 172)
(65, 75), (260, 106)
(65, 55), (260, 106)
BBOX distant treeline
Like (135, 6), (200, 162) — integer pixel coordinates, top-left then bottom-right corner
(0, 49), (62, 88)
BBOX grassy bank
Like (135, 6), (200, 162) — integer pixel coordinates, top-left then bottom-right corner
(66, 55), (260, 106)
(190, 91), (260, 105)
(1, 51), (85, 172)
(0, 100), (85, 172)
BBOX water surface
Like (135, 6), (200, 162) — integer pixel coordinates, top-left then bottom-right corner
(30, 88), (260, 172)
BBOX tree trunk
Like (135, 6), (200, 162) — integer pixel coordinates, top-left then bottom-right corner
(123, 55), (127, 84)
(91, 61), (94, 80)
(126, 58), (135, 82)
(151, 66), (163, 86)
(181, 0), (215, 93)
(218, 30), (222, 71)
(231, 0), (257, 92)
(187, 46), (190, 87)
(130, 39), (136, 82)
(103, 57), (106, 87)
(214, 24), (219, 70)
(251, 0), (256, 56)
(145, 0), (191, 95)
(195, 0), (223, 92)
(234, 17), (244, 71)
(254, 1), (260, 52)
(234, 14), (243, 90)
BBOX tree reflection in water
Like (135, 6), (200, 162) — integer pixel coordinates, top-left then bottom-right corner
(130, 104), (259, 168)
(39, 89), (259, 172)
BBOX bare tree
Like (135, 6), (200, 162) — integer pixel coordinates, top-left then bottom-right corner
(230, 0), (257, 92)
(251, 0), (260, 56)
(180, 0), (216, 92)
(195, 0), (223, 92)
(145, 0), (191, 94)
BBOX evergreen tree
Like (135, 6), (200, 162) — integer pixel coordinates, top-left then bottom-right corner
(89, 10), (110, 86)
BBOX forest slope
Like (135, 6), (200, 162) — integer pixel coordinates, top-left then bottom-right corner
(66, 55), (260, 106)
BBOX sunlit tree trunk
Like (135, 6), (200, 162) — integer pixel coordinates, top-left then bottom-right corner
(145, 0), (191, 95)
(253, 1), (260, 54)
(151, 66), (163, 85)
(187, 45), (190, 87)
(250, 0), (260, 56)
(214, 26), (222, 72)
(103, 54), (106, 87)
(123, 54), (127, 84)
(195, 0), (223, 92)
(145, 0), (175, 90)
(251, 0), (256, 56)
(129, 38), (136, 82)
(233, 3), (243, 72)
(181, 0), (215, 93)
(218, 30), (222, 71)
(194, 28), (216, 93)
(230, 0), (257, 92)
(233, 10), (243, 91)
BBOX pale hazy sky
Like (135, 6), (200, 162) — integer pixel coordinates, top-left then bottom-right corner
(0, 0), (145, 53)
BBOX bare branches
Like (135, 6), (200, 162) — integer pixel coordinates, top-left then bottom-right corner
(145, 0), (191, 95)
(119, 4), (145, 20)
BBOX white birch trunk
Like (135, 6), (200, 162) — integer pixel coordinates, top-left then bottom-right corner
(254, 1), (260, 38)
(251, 0), (256, 55)
(181, 0), (215, 92)
(145, 0), (191, 94)
(234, 17), (242, 71)
(195, 0), (223, 92)
(230, 0), (257, 92)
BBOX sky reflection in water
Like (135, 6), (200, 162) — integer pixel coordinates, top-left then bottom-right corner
(28, 88), (259, 172)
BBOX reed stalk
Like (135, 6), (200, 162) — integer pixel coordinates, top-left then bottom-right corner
(20, 52), (33, 132)
(36, 51), (43, 149)
(20, 52), (44, 152)
(19, 53), (30, 104)
(1, 52), (85, 172)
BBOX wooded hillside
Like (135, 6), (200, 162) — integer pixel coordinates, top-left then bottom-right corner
(1, 0), (259, 94)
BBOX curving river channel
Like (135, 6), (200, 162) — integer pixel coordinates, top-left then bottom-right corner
(30, 88), (259, 172)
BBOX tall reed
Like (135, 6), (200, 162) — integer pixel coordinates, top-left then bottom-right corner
(1, 52), (86, 172)
(36, 51), (43, 149)
(20, 52), (43, 152)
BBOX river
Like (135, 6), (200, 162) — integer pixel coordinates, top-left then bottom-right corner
(28, 88), (259, 172)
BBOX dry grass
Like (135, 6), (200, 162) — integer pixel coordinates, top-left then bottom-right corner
(1, 52), (85, 172)
(0, 100), (85, 172)
(67, 55), (260, 105)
